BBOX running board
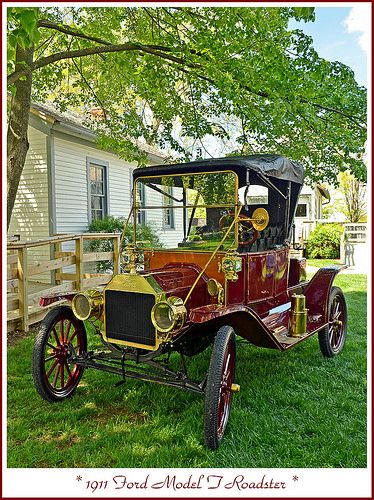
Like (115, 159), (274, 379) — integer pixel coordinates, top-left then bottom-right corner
(272, 328), (308, 345)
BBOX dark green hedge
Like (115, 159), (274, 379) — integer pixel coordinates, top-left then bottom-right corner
(305, 223), (344, 259)
(88, 216), (162, 271)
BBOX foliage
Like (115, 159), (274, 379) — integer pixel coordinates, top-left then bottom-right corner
(8, 274), (367, 468)
(7, 6), (367, 185)
(88, 215), (124, 234)
(338, 170), (367, 222)
(188, 234), (202, 242)
(7, 7), (39, 73)
(88, 216), (162, 271)
(306, 223), (344, 259)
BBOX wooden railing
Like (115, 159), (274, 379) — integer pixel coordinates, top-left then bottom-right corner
(7, 233), (120, 332)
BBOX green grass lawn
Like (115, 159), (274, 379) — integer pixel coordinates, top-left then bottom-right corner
(307, 258), (342, 268)
(8, 274), (367, 468)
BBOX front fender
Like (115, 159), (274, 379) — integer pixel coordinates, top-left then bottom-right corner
(39, 291), (76, 307)
(189, 304), (283, 349)
(303, 265), (347, 326)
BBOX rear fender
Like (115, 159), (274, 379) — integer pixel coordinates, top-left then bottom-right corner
(189, 304), (283, 349)
(303, 265), (347, 325)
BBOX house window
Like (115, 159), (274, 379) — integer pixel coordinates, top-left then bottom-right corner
(136, 182), (146, 224)
(163, 186), (174, 229)
(88, 159), (108, 221)
(296, 203), (307, 218)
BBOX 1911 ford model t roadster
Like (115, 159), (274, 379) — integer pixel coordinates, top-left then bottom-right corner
(32, 155), (347, 449)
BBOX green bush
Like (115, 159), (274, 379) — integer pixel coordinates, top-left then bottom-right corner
(88, 216), (162, 271)
(305, 223), (344, 259)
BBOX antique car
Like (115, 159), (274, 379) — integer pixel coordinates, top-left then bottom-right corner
(32, 155), (347, 450)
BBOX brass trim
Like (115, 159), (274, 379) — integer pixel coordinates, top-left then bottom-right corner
(134, 169), (239, 247)
(102, 274), (161, 350)
(183, 204), (243, 306)
(72, 289), (103, 321)
(289, 293), (308, 337)
(135, 203), (239, 210)
(241, 207), (270, 231)
(151, 296), (187, 334)
(119, 205), (134, 248)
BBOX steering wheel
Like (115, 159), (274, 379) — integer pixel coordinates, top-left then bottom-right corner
(218, 212), (259, 246)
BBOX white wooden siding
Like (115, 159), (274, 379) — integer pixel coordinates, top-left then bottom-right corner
(9, 127), (49, 239)
(54, 136), (134, 234)
(9, 127), (51, 280)
(54, 137), (184, 250)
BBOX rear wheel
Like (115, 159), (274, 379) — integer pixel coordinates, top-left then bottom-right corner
(32, 306), (87, 402)
(204, 326), (237, 450)
(318, 286), (347, 357)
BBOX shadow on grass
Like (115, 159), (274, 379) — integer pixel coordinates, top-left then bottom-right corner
(8, 285), (367, 468)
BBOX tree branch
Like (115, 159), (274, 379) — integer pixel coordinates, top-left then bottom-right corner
(7, 27), (365, 131)
(37, 19), (112, 46)
(71, 57), (107, 120)
(7, 42), (202, 85)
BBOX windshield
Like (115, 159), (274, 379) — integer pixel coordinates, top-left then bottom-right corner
(133, 170), (238, 251)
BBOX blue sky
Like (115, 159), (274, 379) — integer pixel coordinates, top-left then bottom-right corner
(289, 6), (369, 87)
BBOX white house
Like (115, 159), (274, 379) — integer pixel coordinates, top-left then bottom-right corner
(293, 184), (330, 243)
(9, 102), (327, 257)
(9, 102), (186, 267)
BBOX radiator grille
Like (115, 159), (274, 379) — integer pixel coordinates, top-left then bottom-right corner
(105, 290), (156, 346)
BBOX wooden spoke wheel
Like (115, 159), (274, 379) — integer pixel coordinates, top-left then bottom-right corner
(318, 286), (347, 357)
(204, 326), (237, 450)
(32, 306), (87, 402)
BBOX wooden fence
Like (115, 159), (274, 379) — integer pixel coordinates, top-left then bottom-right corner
(7, 233), (120, 333)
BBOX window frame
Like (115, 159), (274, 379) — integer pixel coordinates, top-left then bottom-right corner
(163, 185), (175, 230)
(86, 157), (109, 223)
(136, 179), (146, 225)
(295, 202), (308, 218)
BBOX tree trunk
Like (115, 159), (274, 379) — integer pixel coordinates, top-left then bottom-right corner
(7, 44), (34, 231)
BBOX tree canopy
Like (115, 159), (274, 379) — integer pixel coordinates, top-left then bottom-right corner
(7, 6), (367, 227)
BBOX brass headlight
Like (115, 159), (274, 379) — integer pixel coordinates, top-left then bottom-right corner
(72, 289), (103, 321)
(151, 296), (187, 333)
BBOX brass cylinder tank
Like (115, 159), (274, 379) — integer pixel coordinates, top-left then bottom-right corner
(289, 294), (308, 337)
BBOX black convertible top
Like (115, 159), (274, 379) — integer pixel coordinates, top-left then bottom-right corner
(133, 154), (304, 186)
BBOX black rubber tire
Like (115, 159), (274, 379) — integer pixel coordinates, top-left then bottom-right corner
(318, 286), (347, 358)
(32, 306), (87, 402)
(204, 325), (236, 450)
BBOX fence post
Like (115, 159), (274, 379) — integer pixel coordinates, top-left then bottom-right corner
(17, 247), (29, 332)
(113, 234), (120, 275)
(8, 248), (18, 288)
(75, 236), (84, 290)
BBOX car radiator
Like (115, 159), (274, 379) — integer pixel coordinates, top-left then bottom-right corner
(104, 290), (156, 346)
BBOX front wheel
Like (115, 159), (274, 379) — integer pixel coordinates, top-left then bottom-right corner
(318, 286), (347, 357)
(204, 326), (237, 450)
(32, 306), (87, 402)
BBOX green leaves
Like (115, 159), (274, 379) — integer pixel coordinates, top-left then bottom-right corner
(8, 7), (39, 46)
(290, 7), (315, 22)
(7, 7), (39, 71)
(7, 6), (367, 183)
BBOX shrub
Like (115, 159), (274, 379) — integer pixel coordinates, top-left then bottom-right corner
(305, 223), (344, 259)
(87, 216), (162, 271)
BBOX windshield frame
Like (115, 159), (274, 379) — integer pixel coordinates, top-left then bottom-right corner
(132, 169), (240, 251)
